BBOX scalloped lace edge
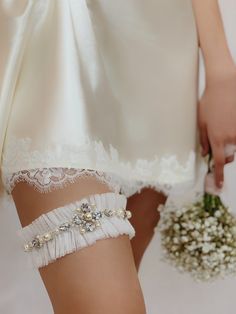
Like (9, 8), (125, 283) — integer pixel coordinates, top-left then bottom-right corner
(1, 136), (198, 197)
(5, 168), (122, 195)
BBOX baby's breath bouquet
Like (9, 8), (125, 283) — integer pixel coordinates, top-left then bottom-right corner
(159, 151), (236, 282)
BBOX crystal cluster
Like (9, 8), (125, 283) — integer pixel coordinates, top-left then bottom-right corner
(24, 201), (132, 252)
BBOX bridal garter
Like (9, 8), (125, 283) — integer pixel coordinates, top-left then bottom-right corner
(17, 192), (135, 268)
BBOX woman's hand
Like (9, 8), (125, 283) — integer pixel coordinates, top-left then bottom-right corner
(198, 70), (236, 189)
(192, 0), (236, 189)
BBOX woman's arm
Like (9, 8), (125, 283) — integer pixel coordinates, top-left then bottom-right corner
(192, 0), (236, 79)
(192, 0), (236, 189)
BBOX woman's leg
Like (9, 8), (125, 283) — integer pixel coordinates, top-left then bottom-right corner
(12, 176), (146, 314)
(127, 188), (167, 271)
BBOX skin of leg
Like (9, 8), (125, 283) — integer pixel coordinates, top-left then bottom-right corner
(127, 187), (167, 271)
(12, 177), (146, 314)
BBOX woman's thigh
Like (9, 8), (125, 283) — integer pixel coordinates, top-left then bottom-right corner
(127, 187), (167, 270)
(12, 176), (146, 314)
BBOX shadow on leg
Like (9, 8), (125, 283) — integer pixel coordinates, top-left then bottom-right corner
(127, 187), (167, 271)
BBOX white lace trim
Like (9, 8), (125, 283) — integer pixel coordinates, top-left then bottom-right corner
(1, 136), (198, 197)
(5, 168), (122, 195)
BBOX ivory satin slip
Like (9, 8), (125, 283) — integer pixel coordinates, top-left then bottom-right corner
(0, 0), (202, 201)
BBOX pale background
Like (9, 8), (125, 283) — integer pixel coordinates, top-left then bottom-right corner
(0, 1), (236, 313)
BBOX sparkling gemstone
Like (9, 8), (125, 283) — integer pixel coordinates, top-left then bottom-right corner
(85, 222), (96, 232)
(104, 209), (114, 217)
(59, 222), (71, 231)
(73, 214), (82, 225)
(80, 202), (92, 213)
(32, 238), (43, 248)
(93, 211), (103, 220)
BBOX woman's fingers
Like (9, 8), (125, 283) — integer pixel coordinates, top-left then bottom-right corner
(225, 143), (236, 160)
(224, 143), (236, 163)
(211, 142), (225, 189)
(225, 155), (235, 164)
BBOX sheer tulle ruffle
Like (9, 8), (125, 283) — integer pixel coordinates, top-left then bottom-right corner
(17, 192), (135, 268)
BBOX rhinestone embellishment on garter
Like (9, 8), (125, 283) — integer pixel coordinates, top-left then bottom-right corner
(23, 201), (132, 252)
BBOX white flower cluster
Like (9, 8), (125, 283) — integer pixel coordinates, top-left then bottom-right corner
(159, 196), (236, 282)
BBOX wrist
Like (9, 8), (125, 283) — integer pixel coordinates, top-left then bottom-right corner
(201, 39), (236, 81)
(205, 63), (236, 86)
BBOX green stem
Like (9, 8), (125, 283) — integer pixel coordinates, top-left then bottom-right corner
(204, 149), (224, 213)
